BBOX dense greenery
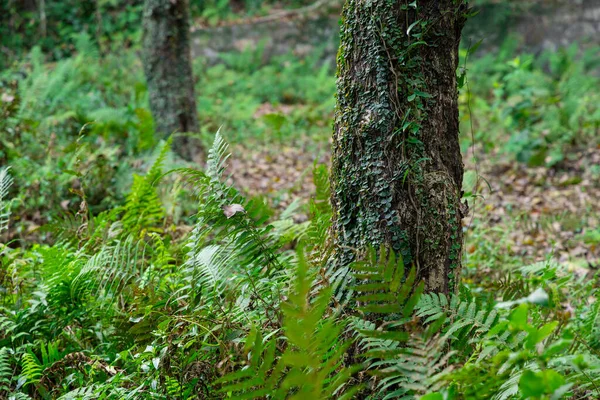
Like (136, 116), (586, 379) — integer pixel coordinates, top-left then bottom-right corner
(462, 38), (600, 166)
(2, 130), (600, 398)
(2, 2), (600, 399)
(0, 0), (316, 68)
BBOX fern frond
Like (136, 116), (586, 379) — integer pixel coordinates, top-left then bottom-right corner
(271, 199), (311, 245)
(56, 385), (99, 400)
(346, 247), (436, 398)
(7, 392), (33, 400)
(279, 251), (358, 399)
(185, 244), (236, 293)
(206, 128), (231, 182)
(71, 236), (148, 307)
(371, 333), (454, 399)
(20, 353), (43, 387)
(215, 325), (282, 398)
(351, 247), (423, 318)
(580, 301), (600, 351)
(172, 131), (291, 323)
(416, 292), (498, 355)
(0, 347), (13, 393)
(0, 167), (13, 233)
(215, 250), (358, 399)
(0, 312), (18, 340)
(121, 139), (171, 235)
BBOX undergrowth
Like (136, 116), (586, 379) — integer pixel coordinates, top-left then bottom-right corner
(0, 39), (334, 228)
(2, 35), (597, 232)
(460, 36), (600, 167)
(1, 18), (599, 399)
(1, 132), (600, 399)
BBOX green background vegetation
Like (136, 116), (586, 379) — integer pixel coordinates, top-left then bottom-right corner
(1, 1), (600, 399)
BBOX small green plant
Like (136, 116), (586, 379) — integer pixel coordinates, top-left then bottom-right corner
(460, 38), (600, 166)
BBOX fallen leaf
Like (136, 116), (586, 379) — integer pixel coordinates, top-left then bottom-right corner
(222, 204), (246, 218)
(1, 93), (14, 103)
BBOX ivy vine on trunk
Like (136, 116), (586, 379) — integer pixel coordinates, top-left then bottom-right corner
(331, 0), (469, 293)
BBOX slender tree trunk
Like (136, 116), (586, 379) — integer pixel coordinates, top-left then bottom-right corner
(38, 0), (46, 38)
(142, 0), (201, 161)
(331, 0), (468, 293)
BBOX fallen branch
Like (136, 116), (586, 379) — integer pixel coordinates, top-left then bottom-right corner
(193, 0), (340, 30)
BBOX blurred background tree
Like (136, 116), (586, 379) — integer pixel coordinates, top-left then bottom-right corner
(142, 0), (200, 161)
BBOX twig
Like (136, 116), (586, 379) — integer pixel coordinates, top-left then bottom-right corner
(248, 0), (337, 25)
(194, 0), (339, 30)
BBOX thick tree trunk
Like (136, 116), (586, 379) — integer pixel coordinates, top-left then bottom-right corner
(331, 0), (467, 293)
(142, 0), (201, 161)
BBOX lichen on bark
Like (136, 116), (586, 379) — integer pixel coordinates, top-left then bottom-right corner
(330, 0), (468, 293)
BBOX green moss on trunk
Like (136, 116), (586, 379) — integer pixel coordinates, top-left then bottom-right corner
(142, 0), (201, 160)
(331, 0), (467, 293)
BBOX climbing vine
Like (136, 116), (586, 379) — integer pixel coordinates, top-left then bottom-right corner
(331, 0), (467, 292)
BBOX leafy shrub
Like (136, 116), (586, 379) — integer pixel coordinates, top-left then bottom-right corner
(0, 0), (142, 68)
(461, 37), (600, 166)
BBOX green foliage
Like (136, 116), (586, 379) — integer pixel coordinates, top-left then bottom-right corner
(0, 167), (12, 234)
(194, 46), (335, 145)
(1, 42), (334, 226)
(461, 37), (600, 166)
(0, 0), (141, 68)
(2, 7), (600, 398)
(349, 247), (446, 399)
(120, 139), (171, 235)
(1, 40), (153, 223)
(193, 0), (316, 26)
(416, 292), (498, 354)
(3, 130), (600, 399)
(0, 347), (13, 394)
(216, 251), (359, 399)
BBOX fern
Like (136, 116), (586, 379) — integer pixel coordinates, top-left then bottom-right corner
(0, 347), (13, 393)
(271, 199), (311, 246)
(580, 300), (600, 351)
(0, 312), (18, 340)
(416, 292), (498, 354)
(56, 385), (99, 400)
(20, 353), (43, 388)
(214, 324), (281, 398)
(0, 167), (13, 234)
(278, 250), (359, 400)
(215, 249), (359, 399)
(71, 236), (148, 307)
(8, 393), (33, 400)
(555, 354), (600, 398)
(173, 131), (290, 322)
(375, 334), (454, 399)
(351, 247), (422, 317)
(348, 247), (429, 399)
(120, 139), (171, 235)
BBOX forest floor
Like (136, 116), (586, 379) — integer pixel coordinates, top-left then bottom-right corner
(228, 141), (600, 272)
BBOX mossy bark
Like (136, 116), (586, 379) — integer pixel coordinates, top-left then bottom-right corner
(142, 0), (201, 160)
(331, 0), (467, 293)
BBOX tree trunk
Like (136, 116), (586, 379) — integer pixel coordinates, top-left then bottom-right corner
(142, 0), (201, 161)
(331, 0), (468, 293)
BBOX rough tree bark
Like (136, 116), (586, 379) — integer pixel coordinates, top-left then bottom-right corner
(142, 0), (201, 160)
(331, 0), (468, 293)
